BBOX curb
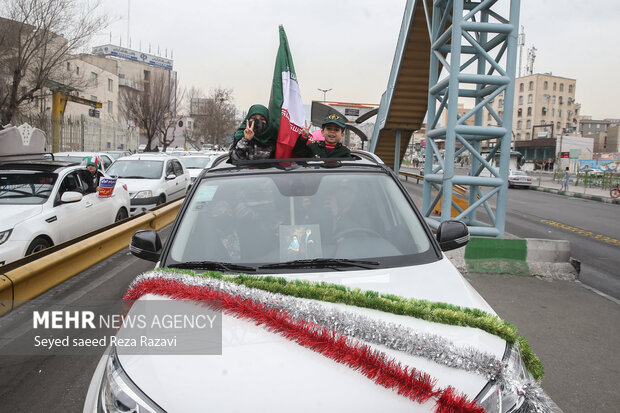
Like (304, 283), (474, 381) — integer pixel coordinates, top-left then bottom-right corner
(445, 237), (577, 280)
(529, 185), (620, 205)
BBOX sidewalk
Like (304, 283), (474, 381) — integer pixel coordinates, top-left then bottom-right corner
(528, 171), (620, 204)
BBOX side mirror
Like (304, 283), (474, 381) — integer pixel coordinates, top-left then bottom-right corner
(60, 191), (83, 204)
(166, 173), (176, 180)
(436, 220), (469, 251)
(130, 230), (162, 262)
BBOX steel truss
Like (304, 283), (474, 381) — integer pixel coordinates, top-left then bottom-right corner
(422, 0), (520, 237)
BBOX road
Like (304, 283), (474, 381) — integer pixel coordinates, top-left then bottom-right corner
(400, 175), (620, 299)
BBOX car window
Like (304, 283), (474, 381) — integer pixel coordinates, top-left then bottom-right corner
(106, 160), (163, 179)
(172, 160), (184, 176)
(166, 161), (175, 177)
(101, 155), (112, 170)
(179, 157), (212, 169)
(56, 171), (88, 201)
(168, 172), (431, 267)
(0, 172), (57, 205)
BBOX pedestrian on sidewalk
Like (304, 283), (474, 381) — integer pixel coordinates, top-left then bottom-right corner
(562, 167), (570, 191)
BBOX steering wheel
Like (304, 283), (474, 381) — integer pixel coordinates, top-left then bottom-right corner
(335, 227), (382, 240)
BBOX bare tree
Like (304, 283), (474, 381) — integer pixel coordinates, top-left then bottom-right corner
(0, 0), (108, 126)
(120, 71), (181, 152)
(191, 87), (237, 149)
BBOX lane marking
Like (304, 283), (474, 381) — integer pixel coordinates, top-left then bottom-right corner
(540, 219), (619, 247)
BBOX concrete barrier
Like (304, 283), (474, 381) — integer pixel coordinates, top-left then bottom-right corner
(445, 237), (577, 280)
(0, 199), (183, 316)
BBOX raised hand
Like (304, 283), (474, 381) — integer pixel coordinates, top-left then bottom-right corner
(244, 119), (255, 140)
(301, 120), (312, 139)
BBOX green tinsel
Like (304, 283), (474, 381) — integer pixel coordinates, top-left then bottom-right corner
(160, 268), (544, 380)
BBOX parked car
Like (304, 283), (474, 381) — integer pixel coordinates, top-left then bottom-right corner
(105, 153), (190, 216)
(178, 154), (215, 184)
(105, 150), (132, 160)
(0, 158), (130, 266)
(508, 169), (533, 188)
(52, 151), (115, 172)
(84, 151), (554, 413)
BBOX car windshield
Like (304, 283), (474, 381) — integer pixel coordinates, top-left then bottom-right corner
(106, 160), (163, 179)
(168, 171), (432, 269)
(0, 172), (57, 204)
(179, 157), (212, 169)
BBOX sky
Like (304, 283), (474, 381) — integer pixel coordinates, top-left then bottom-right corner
(92, 0), (620, 119)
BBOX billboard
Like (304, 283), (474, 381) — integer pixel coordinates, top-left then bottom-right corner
(92, 44), (173, 70)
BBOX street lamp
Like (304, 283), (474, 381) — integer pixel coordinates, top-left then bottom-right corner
(317, 88), (332, 103)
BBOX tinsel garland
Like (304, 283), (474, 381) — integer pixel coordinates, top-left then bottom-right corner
(125, 276), (484, 413)
(127, 271), (557, 413)
(162, 268), (543, 380)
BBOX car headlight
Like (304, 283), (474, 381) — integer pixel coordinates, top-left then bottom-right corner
(98, 347), (164, 413)
(477, 345), (530, 413)
(0, 229), (12, 246)
(132, 190), (153, 199)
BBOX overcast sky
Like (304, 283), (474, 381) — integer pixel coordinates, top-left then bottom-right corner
(93, 0), (620, 119)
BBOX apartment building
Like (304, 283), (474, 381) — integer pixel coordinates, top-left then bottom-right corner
(486, 73), (579, 141)
(580, 119), (620, 152)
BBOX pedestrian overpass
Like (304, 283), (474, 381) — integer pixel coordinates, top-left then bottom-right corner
(371, 0), (520, 237)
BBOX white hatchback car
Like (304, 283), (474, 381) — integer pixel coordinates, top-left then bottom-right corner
(85, 152), (559, 413)
(105, 153), (190, 216)
(0, 158), (130, 266)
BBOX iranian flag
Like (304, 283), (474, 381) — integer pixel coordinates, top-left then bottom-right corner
(268, 25), (306, 159)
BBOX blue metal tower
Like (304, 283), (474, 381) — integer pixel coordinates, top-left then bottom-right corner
(422, 0), (521, 237)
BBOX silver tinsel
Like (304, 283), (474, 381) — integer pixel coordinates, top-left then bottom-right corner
(130, 271), (559, 413)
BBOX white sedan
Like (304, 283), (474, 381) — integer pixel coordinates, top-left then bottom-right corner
(508, 170), (533, 188)
(0, 159), (130, 266)
(106, 154), (190, 216)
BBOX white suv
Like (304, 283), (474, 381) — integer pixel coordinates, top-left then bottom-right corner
(85, 152), (558, 413)
(106, 153), (190, 216)
(0, 158), (130, 266)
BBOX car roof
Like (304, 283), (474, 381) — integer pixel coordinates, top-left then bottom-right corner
(53, 151), (110, 156)
(203, 150), (386, 177)
(117, 153), (174, 161)
(0, 159), (80, 173)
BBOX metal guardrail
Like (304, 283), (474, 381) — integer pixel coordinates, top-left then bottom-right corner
(399, 170), (467, 196)
(0, 199), (183, 316)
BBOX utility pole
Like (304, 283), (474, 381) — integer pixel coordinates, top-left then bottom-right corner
(317, 88), (332, 103)
(518, 26), (525, 77)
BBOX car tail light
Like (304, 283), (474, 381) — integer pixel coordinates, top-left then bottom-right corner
(123, 184), (128, 191)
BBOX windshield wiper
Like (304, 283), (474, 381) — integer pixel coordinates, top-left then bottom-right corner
(259, 258), (380, 270)
(169, 261), (257, 272)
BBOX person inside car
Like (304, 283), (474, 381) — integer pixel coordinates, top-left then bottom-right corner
(293, 114), (351, 158)
(229, 104), (277, 161)
(85, 157), (102, 194)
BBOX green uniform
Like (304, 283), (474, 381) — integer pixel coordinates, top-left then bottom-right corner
(293, 136), (351, 158)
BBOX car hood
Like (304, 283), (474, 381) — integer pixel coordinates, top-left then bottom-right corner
(118, 257), (505, 412)
(115, 178), (161, 195)
(0, 204), (43, 231)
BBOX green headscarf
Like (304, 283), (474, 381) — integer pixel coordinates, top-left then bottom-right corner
(234, 104), (276, 145)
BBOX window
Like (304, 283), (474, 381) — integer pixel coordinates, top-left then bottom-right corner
(108, 79), (113, 92)
(567, 98), (572, 106)
(90, 72), (98, 87)
(517, 108), (522, 117)
(526, 132), (531, 139)
(527, 107), (532, 116)
(519, 83), (524, 92)
(559, 83), (564, 92)
(542, 107), (547, 116)
(107, 100), (113, 114)
(526, 120), (531, 128)
(516, 133), (521, 140)
(596, 124), (600, 129)
(67, 62), (71, 71)
(544, 81), (548, 90)
(559, 97), (563, 105)
(499, 99), (504, 107)
(173, 160), (184, 176)
(76, 66), (80, 75)
(542, 95), (548, 104)
(568, 84), (573, 93)
(557, 122), (561, 130)
(552, 108), (555, 117)
(528, 94), (533, 104)
(528, 81), (534, 91)
(517, 120), (522, 130)
(553, 82), (557, 91)
(144, 70), (151, 81)
(558, 109), (562, 117)
(552, 96), (556, 104)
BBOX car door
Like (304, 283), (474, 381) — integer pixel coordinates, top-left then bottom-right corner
(77, 168), (114, 228)
(172, 159), (189, 199)
(46, 169), (92, 242)
(162, 160), (178, 200)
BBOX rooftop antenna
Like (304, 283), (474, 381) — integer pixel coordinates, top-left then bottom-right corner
(517, 26), (525, 77)
(526, 45), (537, 76)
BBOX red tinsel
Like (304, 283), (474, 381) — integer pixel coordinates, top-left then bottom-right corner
(125, 278), (484, 413)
